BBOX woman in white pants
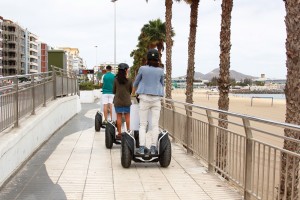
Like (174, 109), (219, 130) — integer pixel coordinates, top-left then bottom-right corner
(132, 49), (164, 155)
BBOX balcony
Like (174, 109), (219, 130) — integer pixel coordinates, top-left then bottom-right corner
(30, 62), (38, 67)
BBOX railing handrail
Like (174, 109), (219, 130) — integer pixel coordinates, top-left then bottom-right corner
(163, 97), (300, 132)
(160, 97), (300, 199)
(0, 66), (78, 132)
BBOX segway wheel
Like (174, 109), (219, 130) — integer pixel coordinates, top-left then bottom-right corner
(95, 113), (101, 132)
(121, 137), (132, 168)
(105, 125), (113, 149)
(159, 138), (172, 168)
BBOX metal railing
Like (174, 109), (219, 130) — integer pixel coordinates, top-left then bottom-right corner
(0, 66), (78, 132)
(159, 98), (300, 200)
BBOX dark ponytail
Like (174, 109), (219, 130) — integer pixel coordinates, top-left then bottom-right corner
(116, 69), (128, 84)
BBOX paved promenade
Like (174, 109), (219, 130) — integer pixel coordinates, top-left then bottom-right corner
(0, 102), (242, 200)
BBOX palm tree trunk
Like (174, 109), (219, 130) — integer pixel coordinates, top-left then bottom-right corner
(185, 0), (199, 104)
(165, 0), (173, 100)
(279, 0), (300, 199)
(216, 0), (233, 174)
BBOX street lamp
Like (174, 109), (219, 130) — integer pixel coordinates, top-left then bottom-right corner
(111, 0), (117, 71)
(94, 45), (98, 67)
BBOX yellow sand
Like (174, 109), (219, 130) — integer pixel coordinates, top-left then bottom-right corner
(172, 89), (286, 123)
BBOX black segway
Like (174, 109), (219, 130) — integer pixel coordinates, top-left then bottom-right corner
(121, 130), (171, 168)
(95, 111), (105, 132)
(105, 120), (122, 149)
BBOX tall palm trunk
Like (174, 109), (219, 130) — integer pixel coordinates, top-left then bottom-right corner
(216, 0), (233, 173)
(185, 0), (199, 104)
(279, 0), (300, 199)
(165, 0), (173, 100)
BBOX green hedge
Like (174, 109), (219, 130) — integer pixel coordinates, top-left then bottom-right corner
(79, 82), (100, 90)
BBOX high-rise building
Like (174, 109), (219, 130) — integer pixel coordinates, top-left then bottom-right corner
(25, 31), (38, 73)
(2, 19), (26, 75)
(0, 16), (3, 76)
(38, 42), (48, 72)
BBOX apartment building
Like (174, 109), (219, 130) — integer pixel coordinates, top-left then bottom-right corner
(2, 19), (26, 75)
(26, 31), (38, 73)
(38, 42), (48, 72)
(0, 16), (3, 76)
(59, 47), (84, 73)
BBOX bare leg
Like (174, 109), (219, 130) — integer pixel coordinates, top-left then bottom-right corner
(116, 113), (122, 134)
(109, 103), (113, 121)
(125, 113), (130, 131)
(103, 104), (108, 121)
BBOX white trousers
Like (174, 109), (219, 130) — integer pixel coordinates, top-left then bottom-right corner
(139, 99), (161, 147)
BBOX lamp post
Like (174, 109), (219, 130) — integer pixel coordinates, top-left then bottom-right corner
(94, 45), (98, 67)
(94, 45), (98, 84)
(111, 0), (117, 71)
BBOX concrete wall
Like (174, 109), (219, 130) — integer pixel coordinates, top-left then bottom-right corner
(0, 95), (81, 187)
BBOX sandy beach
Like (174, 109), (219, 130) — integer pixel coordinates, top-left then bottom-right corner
(172, 88), (286, 123)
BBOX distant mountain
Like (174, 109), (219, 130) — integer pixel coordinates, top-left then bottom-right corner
(176, 68), (257, 81)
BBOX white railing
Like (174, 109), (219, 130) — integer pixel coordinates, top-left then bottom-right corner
(159, 98), (300, 200)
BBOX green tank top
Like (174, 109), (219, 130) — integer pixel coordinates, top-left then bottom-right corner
(102, 72), (115, 94)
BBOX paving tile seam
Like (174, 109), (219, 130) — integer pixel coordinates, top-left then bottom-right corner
(168, 148), (214, 200)
(81, 130), (97, 200)
(51, 125), (87, 200)
(157, 161), (182, 200)
(109, 143), (117, 200)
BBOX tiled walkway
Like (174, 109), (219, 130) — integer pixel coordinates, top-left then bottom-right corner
(0, 103), (242, 200)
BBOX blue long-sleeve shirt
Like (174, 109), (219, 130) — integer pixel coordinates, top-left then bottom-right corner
(133, 65), (164, 97)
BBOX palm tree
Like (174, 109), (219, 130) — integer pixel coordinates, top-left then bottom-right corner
(279, 0), (300, 199)
(165, 0), (174, 100)
(216, 0), (233, 174)
(184, 0), (200, 104)
(141, 19), (168, 63)
(130, 19), (174, 80)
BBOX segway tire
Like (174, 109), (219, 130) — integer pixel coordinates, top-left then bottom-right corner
(159, 138), (172, 168)
(121, 137), (132, 168)
(105, 125), (113, 149)
(95, 112), (101, 132)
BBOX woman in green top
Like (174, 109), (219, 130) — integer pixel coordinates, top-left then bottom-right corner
(113, 63), (132, 139)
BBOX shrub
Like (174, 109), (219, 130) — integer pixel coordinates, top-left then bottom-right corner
(79, 82), (95, 90)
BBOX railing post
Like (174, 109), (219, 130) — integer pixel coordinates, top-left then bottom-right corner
(52, 67), (57, 100)
(61, 69), (63, 98)
(13, 77), (19, 127)
(75, 74), (78, 95)
(206, 110), (215, 172)
(43, 73), (46, 107)
(243, 118), (253, 200)
(31, 74), (35, 115)
(185, 105), (192, 154)
(66, 72), (69, 96)
(172, 102), (176, 142)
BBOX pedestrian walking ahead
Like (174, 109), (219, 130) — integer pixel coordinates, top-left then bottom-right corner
(100, 65), (115, 123)
(132, 49), (164, 155)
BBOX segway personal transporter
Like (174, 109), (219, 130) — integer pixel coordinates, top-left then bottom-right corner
(95, 101), (114, 132)
(121, 130), (171, 168)
(120, 97), (172, 168)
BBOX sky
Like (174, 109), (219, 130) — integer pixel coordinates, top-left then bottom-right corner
(1, 0), (287, 79)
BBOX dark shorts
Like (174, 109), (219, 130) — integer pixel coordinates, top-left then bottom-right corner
(115, 106), (130, 113)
